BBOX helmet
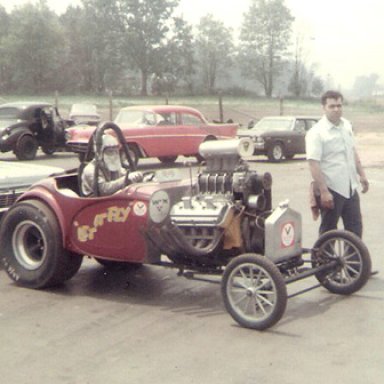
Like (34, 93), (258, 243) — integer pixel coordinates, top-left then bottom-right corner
(101, 134), (119, 151)
(101, 134), (121, 172)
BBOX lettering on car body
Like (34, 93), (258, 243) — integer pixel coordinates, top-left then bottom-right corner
(76, 206), (131, 242)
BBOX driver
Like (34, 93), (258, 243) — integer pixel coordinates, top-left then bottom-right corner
(81, 134), (142, 196)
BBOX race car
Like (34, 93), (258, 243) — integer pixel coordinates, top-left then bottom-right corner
(0, 122), (372, 330)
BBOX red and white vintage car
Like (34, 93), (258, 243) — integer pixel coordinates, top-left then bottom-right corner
(65, 105), (238, 164)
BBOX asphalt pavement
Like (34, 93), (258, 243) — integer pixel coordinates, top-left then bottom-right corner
(0, 151), (383, 384)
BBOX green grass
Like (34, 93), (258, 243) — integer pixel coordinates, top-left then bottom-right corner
(1, 94), (383, 130)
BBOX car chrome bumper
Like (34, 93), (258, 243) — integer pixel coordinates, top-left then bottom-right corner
(66, 142), (88, 153)
(254, 142), (265, 150)
(0, 189), (25, 212)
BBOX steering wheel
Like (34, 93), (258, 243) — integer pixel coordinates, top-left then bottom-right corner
(83, 122), (138, 197)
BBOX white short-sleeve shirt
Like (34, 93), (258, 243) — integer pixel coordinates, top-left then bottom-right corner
(305, 116), (359, 198)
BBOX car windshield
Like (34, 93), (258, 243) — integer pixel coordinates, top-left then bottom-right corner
(253, 118), (294, 132)
(114, 110), (165, 126)
(0, 107), (20, 120)
(70, 104), (99, 117)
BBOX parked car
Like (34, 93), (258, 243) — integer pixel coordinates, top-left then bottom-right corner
(237, 116), (319, 162)
(65, 105), (239, 164)
(69, 103), (101, 126)
(0, 101), (73, 160)
(0, 161), (63, 219)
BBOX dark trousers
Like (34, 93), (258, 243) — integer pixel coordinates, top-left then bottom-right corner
(319, 189), (363, 238)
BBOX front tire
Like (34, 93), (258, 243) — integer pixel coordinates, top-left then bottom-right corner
(0, 200), (83, 288)
(222, 254), (287, 330)
(14, 135), (38, 160)
(41, 144), (56, 155)
(311, 230), (371, 295)
(267, 142), (284, 162)
(78, 152), (86, 162)
(158, 155), (177, 164)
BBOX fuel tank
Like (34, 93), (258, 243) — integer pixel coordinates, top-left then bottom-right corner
(264, 200), (302, 263)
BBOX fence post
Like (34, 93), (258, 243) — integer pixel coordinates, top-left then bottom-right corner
(54, 90), (59, 109)
(108, 90), (113, 121)
(279, 96), (284, 116)
(218, 92), (224, 122)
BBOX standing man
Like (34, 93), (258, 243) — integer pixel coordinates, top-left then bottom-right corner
(305, 90), (369, 237)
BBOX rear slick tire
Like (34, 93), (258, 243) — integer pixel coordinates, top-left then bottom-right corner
(0, 200), (82, 288)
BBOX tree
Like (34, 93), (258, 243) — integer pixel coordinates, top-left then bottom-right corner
(311, 76), (324, 97)
(195, 14), (234, 94)
(239, 0), (294, 97)
(0, 5), (11, 92)
(112, 0), (179, 96)
(59, 6), (90, 92)
(162, 16), (195, 94)
(287, 34), (309, 97)
(61, 1), (122, 93)
(352, 73), (380, 99)
(151, 16), (195, 95)
(3, 2), (65, 93)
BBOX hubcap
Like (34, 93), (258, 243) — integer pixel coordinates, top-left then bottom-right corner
(273, 146), (282, 159)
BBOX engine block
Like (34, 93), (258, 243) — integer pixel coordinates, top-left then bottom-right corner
(166, 139), (272, 260)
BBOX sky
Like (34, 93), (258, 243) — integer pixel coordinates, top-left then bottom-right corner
(1, 0), (384, 90)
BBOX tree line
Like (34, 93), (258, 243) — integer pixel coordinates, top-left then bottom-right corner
(0, 0), (325, 98)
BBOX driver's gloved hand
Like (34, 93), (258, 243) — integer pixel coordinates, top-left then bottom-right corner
(128, 171), (143, 183)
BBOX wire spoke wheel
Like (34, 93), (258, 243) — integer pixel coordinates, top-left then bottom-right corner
(312, 230), (371, 295)
(222, 254), (287, 330)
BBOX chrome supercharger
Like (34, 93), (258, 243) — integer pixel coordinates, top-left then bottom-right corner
(150, 138), (372, 331)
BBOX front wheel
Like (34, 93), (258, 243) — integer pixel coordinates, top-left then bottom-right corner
(78, 152), (86, 162)
(311, 230), (371, 295)
(222, 254), (287, 330)
(267, 142), (284, 162)
(158, 155), (177, 164)
(41, 144), (56, 155)
(14, 135), (38, 160)
(0, 200), (83, 288)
